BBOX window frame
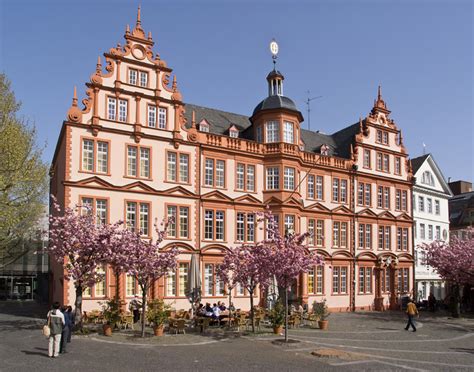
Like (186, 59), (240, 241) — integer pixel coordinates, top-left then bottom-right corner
(203, 208), (226, 242)
(235, 163), (256, 192)
(166, 150), (190, 184)
(124, 200), (152, 237)
(203, 157), (226, 189)
(332, 266), (348, 295)
(164, 261), (190, 298)
(165, 204), (191, 240)
(125, 144), (152, 180)
(80, 137), (111, 175)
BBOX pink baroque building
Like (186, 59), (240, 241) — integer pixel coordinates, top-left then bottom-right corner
(50, 10), (414, 312)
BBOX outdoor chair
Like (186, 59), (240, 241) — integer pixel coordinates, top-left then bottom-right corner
(199, 317), (210, 333)
(236, 316), (248, 332)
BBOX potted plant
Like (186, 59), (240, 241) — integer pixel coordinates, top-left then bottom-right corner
(147, 299), (170, 336)
(101, 298), (122, 336)
(313, 299), (330, 330)
(268, 301), (285, 334)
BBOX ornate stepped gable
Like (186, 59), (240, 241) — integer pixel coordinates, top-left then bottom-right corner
(66, 6), (187, 143)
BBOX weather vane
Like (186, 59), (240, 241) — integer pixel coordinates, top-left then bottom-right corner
(269, 39), (279, 68)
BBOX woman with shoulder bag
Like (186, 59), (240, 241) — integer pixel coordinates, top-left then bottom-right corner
(46, 302), (65, 358)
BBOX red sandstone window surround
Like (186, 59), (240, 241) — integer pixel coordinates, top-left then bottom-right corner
(203, 263), (225, 297)
(106, 96), (129, 123)
(363, 149), (371, 169)
(378, 225), (391, 250)
(332, 266), (348, 295)
(307, 266), (324, 295)
(332, 177), (348, 203)
(166, 204), (190, 239)
(358, 266), (373, 294)
(128, 67), (149, 88)
(357, 182), (372, 207)
(358, 223), (372, 249)
(332, 221), (348, 248)
(203, 158), (226, 188)
(80, 137), (110, 175)
(307, 219), (324, 247)
(235, 163), (256, 192)
(166, 151), (190, 184)
(80, 196), (109, 226)
(397, 227), (409, 251)
(124, 200), (151, 237)
(125, 144), (152, 179)
(83, 265), (108, 299)
(236, 212), (255, 243)
(203, 209), (226, 241)
(165, 261), (190, 298)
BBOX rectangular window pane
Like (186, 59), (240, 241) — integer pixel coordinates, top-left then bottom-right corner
(308, 219), (315, 245)
(236, 163), (245, 190)
(246, 165), (255, 191)
(166, 270), (176, 296)
(179, 207), (189, 238)
(341, 267), (347, 293)
(167, 206), (177, 237)
(341, 180), (347, 203)
(247, 214), (255, 242)
(140, 148), (150, 178)
(266, 167), (279, 190)
(316, 266), (323, 294)
(148, 106), (156, 128)
(126, 202), (137, 231)
(96, 199), (107, 226)
(215, 211), (224, 240)
(216, 160), (225, 187)
(308, 267), (314, 294)
(332, 267), (339, 293)
(204, 264), (213, 296)
(179, 154), (189, 183)
(283, 121), (294, 143)
(82, 139), (94, 171)
(97, 142), (108, 173)
(139, 71), (148, 87)
(118, 99), (127, 122)
(308, 175), (315, 199)
(139, 203), (149, 235)
(158, 107), (167, 129)
(205, 159), (214, 186)
(316, 176), (323, 199)
(316, 220), (324, 246)
(333, 178), (339, 202)
(178, 263), (189, 296)
(204, 210), (214, 240)
(284, 167), (295, 190)
(108, 97), (116, 120)
(236, 213), (245, 242)
(127, 146), (137, 177)
(266, 121), (279, 143)
(167, 152), (177, 182)
(129, 69), (137, 85)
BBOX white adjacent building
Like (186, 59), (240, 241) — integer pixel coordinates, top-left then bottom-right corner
(412, 154), (452, 301)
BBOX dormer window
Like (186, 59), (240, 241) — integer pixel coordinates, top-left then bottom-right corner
(266, 121), (279, 143)
(320, 144), (329, 156)
(283, 121), (294, 144)
(421, 171), (435, 186)
(199, 119), (210, 133)
(256, 126), (263, 142)
(228, 125), (239, 138)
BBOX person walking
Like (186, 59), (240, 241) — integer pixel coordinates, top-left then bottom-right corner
(59, 306), (73, 354)
(405, 298), (418, 332)
(66, 306), (74, 343)
(129, 296), (141, 324)
(47, 302), (65, 358)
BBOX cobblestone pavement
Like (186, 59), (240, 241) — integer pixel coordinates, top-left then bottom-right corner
(1, 302), (473, 371)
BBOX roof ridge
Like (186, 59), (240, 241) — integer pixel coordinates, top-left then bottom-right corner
(184, 102), (249, 119)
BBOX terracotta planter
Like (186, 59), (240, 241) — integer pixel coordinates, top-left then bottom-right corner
(273, 325), (283, 335)
(318, 320), (329, 330)
(103, 324), (112, 336)
(153, 325), (164, 336)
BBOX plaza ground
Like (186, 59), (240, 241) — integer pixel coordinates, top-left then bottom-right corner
(0, 302), (473, 371)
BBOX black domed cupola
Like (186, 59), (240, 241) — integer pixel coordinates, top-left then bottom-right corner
(250, 40), (303, 145)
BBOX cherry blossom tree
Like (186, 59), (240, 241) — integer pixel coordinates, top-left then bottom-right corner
(218, 243), (273, 333)
(47, 197), (110, 329)
(263, 210), (323, 342)
(216, 262), (238, 329)
(422, 232), (474, 317)
(119, 220), (178, 337)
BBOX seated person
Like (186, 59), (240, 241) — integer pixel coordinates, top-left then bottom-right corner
(205, 303), (213, 317)
(219, 302), (227, 311)
(228, 302), (236, 312)
(212, 303), (221, 319)
(196, 303), (205, 316)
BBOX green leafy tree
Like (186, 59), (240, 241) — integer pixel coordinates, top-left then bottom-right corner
(0, 74), (48, 268)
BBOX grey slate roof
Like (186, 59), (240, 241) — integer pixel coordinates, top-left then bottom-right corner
(449, 191), (474, 227)
(252, 95), (300, 116)
(183, 103), (359, 158)
(411, 154), (430, 174)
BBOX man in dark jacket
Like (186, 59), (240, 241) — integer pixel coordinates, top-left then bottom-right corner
(60, 306), (73, 353)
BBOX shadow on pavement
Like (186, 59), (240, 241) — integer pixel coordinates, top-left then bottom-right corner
(0, 301), (49, 319)
(21, 350), (49, 358)
(450, 348), (474, 354)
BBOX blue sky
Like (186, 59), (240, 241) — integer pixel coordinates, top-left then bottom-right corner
(1, 0), (472, 181)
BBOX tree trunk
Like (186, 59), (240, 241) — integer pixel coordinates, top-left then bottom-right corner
(74, 284), (83, 331)
(228, 288), (233, 330)
(115, 269), (120, 301)
(249, 287), (255, 333)
(285, 288), (289, 342)
(141, 285), (148, 337)
(451, 284), (461, 318)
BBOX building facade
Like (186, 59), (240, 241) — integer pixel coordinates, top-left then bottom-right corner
(50, 11), (415, 312)
(411, 154), (452, 301)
